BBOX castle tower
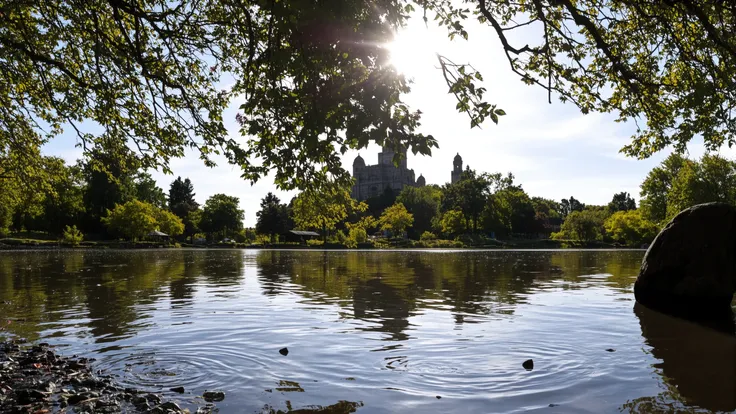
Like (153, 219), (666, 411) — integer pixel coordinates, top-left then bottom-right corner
(378, 145), (407, 168)
(417, 174), (426, 187)
(451, 153), (463, 184)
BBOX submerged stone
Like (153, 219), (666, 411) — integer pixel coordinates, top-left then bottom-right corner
(170, 386), (185, 394)
(279, 347), (289, 356)
(522, 359), (534, 370)
(202, 390), (225, 402)
(634, 203), (736, 318)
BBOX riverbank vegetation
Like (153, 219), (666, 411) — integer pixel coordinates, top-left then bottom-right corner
(4, 152), (734, 250)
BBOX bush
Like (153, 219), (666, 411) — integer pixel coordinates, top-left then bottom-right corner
(419, 231), (437, 241)
(61, 225), (83, 246)
(348, 227), (367, 243)
(306, 239), (324, 247)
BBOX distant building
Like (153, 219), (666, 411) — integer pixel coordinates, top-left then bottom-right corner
(350, 149), (464, 200)
(451, 153), (463, 184)
(351, 146), (418, 201)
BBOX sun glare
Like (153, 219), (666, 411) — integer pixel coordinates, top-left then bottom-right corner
(385, 29), (436, 77)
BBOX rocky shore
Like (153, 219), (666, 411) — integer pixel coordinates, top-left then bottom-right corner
(0, 340), (217, 413)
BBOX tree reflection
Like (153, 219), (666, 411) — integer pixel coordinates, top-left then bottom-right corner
(0, 250), (244, 342)
(254, 251), (645, 341)
(623, 303), (736, 413)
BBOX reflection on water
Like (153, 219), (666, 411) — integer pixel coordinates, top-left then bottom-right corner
(0, 249), (734, 413)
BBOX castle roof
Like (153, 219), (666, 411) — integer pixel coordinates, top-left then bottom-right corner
(454, 153), (462, 162)
(353, 154), (365, 167)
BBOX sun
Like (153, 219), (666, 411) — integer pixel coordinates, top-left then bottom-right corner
(385, 28), (437, 77)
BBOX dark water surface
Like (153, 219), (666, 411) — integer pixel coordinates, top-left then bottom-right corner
(0, 249), (734, 413)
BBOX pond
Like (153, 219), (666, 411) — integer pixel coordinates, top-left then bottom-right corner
(0, 249), (734, 413)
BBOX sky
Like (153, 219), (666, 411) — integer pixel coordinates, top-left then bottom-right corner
(41, 10), (725, 227)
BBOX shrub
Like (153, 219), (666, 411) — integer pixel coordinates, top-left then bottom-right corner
(62, 225), (83, 246)
(420, 231), (437, 241)
(306, 239), (324, 247)
(349, 227), (368, 244)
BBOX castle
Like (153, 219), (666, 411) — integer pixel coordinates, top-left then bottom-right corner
(350, 148), (463, 201)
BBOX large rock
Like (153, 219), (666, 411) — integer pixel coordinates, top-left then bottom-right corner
(634, 202), (736, 318)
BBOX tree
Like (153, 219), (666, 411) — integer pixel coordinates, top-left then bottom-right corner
(199, 194), (245, 240)
(604, 210), (658, 247)
(439, 210), (467, 238)
(168, 177), (199, 218)
(6, 0), (736, 194)
(640, 154), (736, 223)
(667, 154), (736, 218)
(442, 168), (492, 232)
(640, 153), (690, 223)
(365, 187), (398, 218)
(81, 144), (137, 234)
(608, 192), (637, 213)
(256, 193), (290, 241)
(2, 0), (436, 193)
(135, 173), (167, 209)
(153, 209), (185, 237)
(168, 177), (201, 241)
(36, 160), (85, 235)
(559, 197), (585, 218)
(397, 185), (441, 239)
(554, 210), (607, 242)
(292, 187), (366, 242)
(103, 200), (158, 241)
(531, 197), (562, 235)
(378, 203), (414, 237)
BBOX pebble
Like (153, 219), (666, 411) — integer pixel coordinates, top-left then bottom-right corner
(0, 340), (200, 413)
(605, 348), (615, 352)
(279, 347), (289, 356)
(170, 386), (186, 393)
(522, 359), (534, 370)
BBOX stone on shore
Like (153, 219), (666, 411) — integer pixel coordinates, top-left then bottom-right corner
(634, 202), (736, 318)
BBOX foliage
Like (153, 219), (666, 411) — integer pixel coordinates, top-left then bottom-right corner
(604, 210), (658, 247)
(420, 231), (437, 241)
(199, 194), (245, 239)
(134, 173), (167, 209)
(6, 0), (736, 199)
(349, 227), (368, 244)
(152, 209), (185, 237)
(256, 193), (291, 241)
(553, 209), (608, 242)
(639, 153), (689, 223)
(608, 192), (637, 213)
(378, 203), (414, 237)
(81, 144), (138, 234)
(442, 168), (495, 231)
(61, 225), (83, 247)
(666, 154), (736, 218)
(168, 177), (201, 240)
(640, 154), (736, 223)
(397, 185), (441, 239)
(365, 187), (398, 218)
(292, 186), (367, 240)
(346, 215), (378, 234)
(439, 210), (467, 238)
(103, 200), (158, 240)
(559, 197), (585, 217)
(306, 239), (325, 247)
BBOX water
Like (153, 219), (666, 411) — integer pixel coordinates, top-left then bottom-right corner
(0, 249), (734, 413)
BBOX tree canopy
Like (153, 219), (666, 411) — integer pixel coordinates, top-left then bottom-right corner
(255, 192), (291, 241)
(5, 0), (736, 193)
(199, 194), (244, 239)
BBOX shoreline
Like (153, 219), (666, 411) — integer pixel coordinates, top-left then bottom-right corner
(0, 340), (217, 413)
